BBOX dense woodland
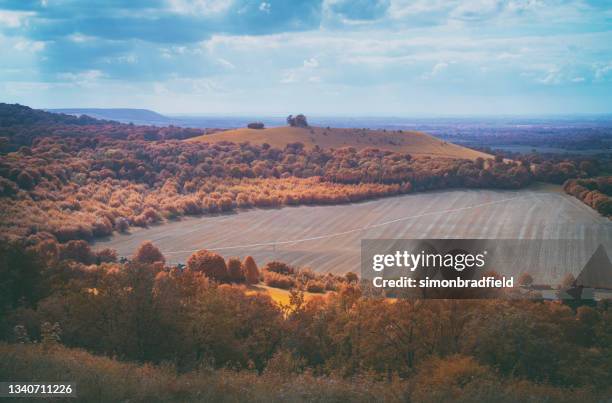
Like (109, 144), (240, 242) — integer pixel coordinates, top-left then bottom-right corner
(1, 239), (611, 401)
(1, 104), (611, 401)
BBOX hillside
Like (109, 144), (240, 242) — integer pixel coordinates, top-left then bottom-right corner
(49, 108), (171, 125)
(0, 103), (203, 150)
(188, 126), (492, 160)
(0, 103), (111, 127)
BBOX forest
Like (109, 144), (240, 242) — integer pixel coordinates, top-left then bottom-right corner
(1, 238), (611, 402)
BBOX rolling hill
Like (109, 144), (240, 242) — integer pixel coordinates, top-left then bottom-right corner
(188, 126), (492, 160)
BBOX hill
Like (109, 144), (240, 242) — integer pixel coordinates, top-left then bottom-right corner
(0, 103), (111, 127)
(188, 126), (492, 160)
(0, 103), (203, 151)
(49, 108), (171, 125)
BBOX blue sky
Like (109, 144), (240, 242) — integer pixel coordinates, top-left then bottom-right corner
(0, 0), (611, 115)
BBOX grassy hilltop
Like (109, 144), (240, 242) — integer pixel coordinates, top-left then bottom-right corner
(189, 125), (492, 160)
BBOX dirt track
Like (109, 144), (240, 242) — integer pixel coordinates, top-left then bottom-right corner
(94, 185), (612, 283)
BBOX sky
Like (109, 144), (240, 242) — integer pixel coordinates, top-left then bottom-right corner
(0, 0), (611, 116)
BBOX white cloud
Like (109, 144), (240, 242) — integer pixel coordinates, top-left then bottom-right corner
(57, 70), (105, 86)
(167, 0), (233, 15)
(14, 40), (45, 52)
(387, 0), (450, 19)
(259, 2), (271, 13)
(593, 62), (612, 81)
(496, 52), (521, 60)
(280, 71), (297, 84)
(103, 54), (138, 64)
(0, 10), (33, 28)
(217, 58), (235, 70)
(421, 61), (449, 79)
(537, 67), (561, 85)
(68, 33), (96, 43)
(303, 57), (319, 68)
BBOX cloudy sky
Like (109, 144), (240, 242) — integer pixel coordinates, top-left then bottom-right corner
(1, 0), (611, 115)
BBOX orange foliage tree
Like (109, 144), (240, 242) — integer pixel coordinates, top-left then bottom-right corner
(243, 256), (260, 284)
(187, 250), (227, 282)
(132, 241), (165, 265)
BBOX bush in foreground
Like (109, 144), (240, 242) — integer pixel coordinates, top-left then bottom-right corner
(0, 343), (604, 403)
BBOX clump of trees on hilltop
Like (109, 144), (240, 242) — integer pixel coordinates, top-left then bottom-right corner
(287, 114), (308, 127)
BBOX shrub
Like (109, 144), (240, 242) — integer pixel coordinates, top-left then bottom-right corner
(187, 249), (227, 282)
(411, 355), (497, 403)
(265, 261), (294, 275)
(264, 271), (295, 290)
(264, 349), (306, 375)
(324, 277), (338, 291)
(296, 268), (316, 285)
(305, 280), (325, 293)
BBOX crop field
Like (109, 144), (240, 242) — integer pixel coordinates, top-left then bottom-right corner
(94, 184), (612, 283)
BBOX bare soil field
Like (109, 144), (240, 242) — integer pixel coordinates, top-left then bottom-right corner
(188, 126), (492, 160)
(94, 184), (612, 283)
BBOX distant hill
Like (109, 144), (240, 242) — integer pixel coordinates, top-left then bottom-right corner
(188, 126), (492, 160)
(0, 103), (203, 150)
(1, 103), (110, 127)
(49, 108), (171, 125)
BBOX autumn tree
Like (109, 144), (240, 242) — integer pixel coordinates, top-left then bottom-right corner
(96, 248), (118, 264)
(243, 256), (260, 284)
(59, 240), (96, 265)
(227, 257), (245, 283)
(187, 249), (227, 282)
(132, 241), (165, 265)
(345, 272), (358, 283)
